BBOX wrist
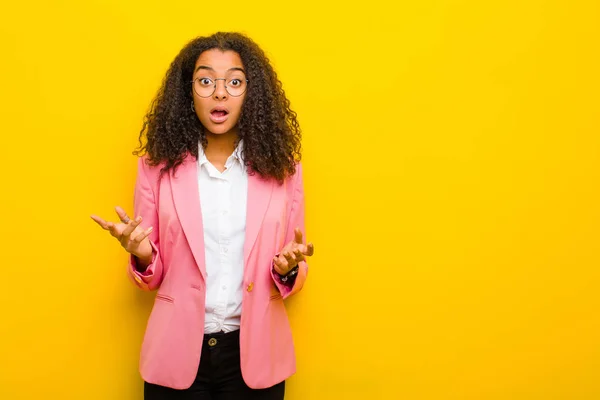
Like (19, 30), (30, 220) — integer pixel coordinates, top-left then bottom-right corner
(273, 264), (299, 283)
(134, 251), (153, 271)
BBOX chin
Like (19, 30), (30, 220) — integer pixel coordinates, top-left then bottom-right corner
(208, 125), (230, 134)
(204, 124), (235, 136)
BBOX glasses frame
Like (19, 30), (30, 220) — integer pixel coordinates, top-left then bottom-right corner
(191, 77), (250, 98)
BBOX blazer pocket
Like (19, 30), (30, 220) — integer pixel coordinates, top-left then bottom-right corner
(155, 293), (174, 303)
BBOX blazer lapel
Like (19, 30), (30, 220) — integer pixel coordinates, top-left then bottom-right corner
(244, 173), (274, 273)
(170, 155), (207, 279)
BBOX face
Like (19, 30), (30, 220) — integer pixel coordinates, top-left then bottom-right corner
(191, 49), (247, 136)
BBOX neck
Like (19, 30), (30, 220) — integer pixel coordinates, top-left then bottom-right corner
(203, 129), (239, 172)
(204, 129), (238, 159)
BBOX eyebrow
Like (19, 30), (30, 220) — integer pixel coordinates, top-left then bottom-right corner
(194, 65), (246, 74)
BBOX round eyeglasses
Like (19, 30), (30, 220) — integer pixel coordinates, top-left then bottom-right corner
(191, 77), (249, 98)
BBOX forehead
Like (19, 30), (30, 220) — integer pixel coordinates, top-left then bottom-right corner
(194, 49), (244, 72)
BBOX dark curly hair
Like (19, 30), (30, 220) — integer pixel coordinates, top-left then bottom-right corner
(134, 32), (301, 183)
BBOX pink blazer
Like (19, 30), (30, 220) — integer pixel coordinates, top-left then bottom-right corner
(127, 155), (308, 390)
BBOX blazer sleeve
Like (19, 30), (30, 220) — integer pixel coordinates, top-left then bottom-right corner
(270, 162), (309, 299)
(127, 157), (164, 291)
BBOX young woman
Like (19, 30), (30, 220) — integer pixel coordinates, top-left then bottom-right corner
(91, 32), (314, 399)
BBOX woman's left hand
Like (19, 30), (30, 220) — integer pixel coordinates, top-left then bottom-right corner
(273, 227), (315, 275)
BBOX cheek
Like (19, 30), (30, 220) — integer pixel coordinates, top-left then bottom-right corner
(231, 96), (245, 113)
(193, 99), (213, 126)
(194, 98), (211, 114)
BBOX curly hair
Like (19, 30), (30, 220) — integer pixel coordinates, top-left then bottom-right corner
(134, 32), (301, 183)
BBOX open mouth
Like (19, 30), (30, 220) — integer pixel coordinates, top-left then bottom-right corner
(211, 110), (228, 118)
(209, 108), (229, 123)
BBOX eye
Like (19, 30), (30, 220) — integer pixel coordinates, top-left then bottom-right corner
(199, 78), (213, 86)
(229, 79), (242, 87)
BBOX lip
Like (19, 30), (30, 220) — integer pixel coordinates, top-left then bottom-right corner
(209, 106), (230, 124)
(210, 106), (230, 113)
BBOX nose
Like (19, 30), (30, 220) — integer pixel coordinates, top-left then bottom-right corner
(213, 79), (228, 101)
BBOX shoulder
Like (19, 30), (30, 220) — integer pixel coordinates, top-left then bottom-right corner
(292, 161), (304, 184)
(137, 155), (160, 177)
(137, 154), (195, 177)
(283, 161), (304, 195)
(289, 161), (303, 181)
(135, 155), (167, 186)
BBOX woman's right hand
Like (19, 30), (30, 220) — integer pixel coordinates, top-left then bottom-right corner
(90, 206), (154, 264)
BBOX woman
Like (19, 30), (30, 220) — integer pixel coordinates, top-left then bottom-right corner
(91, 32), (314, 399)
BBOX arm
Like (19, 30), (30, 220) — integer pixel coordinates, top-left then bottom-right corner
(270, 163), (309, 299)
(127, 157), (164, 291)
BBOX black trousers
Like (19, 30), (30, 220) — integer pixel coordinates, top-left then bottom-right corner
(144, 330), (285, 400)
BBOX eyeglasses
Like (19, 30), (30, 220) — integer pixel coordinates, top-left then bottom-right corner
(191, 77), (249, 98)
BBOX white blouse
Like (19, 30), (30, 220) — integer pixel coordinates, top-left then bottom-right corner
(197, 141), (248, 334)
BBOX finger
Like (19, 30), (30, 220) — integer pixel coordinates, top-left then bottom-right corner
(273, 255), (289, 274)
(283, 250), (297, 264)
(304, 242), (315, 257)
(130, 226), (153, 244)
(297, 243), (314, 256)
(106, 221), (119, 238)
(293, 228), (304, 244)
(90, 215), (109, 230)
(122, 216), (143, 238)
(284, 250), (299, 270)
(115, 206), (131, 224)
(292, 248), (305, 262)
(273, 260), (285, 275)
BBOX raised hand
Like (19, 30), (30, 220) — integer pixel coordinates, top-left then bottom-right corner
(90, 206), (153, 264)
(273, 227), (314, 276)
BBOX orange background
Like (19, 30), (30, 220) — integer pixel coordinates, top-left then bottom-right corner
(1, 0), (599, 399)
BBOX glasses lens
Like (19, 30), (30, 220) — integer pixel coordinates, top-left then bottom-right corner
(194, 78), (215, 97)
(225, 78), (247, 97)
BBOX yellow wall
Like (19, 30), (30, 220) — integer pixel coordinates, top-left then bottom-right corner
(1, 0), (599, 399)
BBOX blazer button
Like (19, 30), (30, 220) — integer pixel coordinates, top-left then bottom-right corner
(247, 282), (254, 292)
